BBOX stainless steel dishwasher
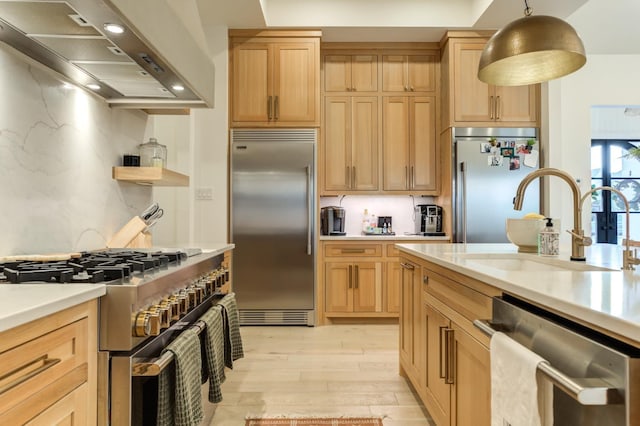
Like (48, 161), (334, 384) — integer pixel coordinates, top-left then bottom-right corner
(474, 296), (640, 426)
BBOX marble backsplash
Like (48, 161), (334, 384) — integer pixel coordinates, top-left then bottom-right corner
(0, 45), (152, 255)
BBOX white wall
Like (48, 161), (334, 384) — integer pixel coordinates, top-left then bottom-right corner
(0, 44), (153, 255)
(546, 54), (640, 243)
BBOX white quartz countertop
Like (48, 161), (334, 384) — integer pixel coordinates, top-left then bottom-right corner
(0, 284), (106, 333)
(320, 234), (449, 241)
(396, 243), (640, 345)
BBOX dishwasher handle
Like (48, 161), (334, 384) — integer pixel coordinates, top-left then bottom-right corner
(473, 319), (623, 406)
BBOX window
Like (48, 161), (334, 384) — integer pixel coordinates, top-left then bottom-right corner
(590, 140), (640, 244)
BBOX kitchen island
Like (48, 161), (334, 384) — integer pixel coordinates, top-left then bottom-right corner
(395, 242), (640, 426)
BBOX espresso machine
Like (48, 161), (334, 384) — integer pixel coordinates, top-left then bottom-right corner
(415, 204), (444, 235)
(321, 206), (346, 235)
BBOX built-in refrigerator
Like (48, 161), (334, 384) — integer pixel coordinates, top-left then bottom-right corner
(452, 127), (541, 243)
(230, 129), (316, 326)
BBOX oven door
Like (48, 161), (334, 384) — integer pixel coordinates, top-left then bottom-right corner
(474, 296), (640, 426)
(101, 295), (219, 426)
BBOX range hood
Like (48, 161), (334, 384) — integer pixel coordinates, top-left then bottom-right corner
(0, 0), (215, 111)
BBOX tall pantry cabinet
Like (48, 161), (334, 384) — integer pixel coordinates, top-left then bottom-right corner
(229, 30), (321, 127)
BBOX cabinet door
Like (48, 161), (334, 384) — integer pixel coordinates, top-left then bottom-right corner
(382, 96), (410, 190)
(385, 261), (401, 313)
(407, 55), (436, 92)
(453, 42), (493, 122)
(382, 55), (407, 92)
(494, 84), (537, 123)
(351, 55), (378, 92)
(351, 96), (379, 191)
(273, 41), (318, 124)
(325, 262), (354, 313)
(353, 262), (382, 313)
(25, 383), (88, 426)
(399, 261), (415, 365)
(423, 301), (452, 426)
(231, 42), (271, 123)
(323, 97), (351, 191)
(410, 96), (437, 192)
(451, 322), (491, 426)
(324, 55), (351, 92)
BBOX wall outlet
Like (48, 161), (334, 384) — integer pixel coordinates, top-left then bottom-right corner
(196, 187), (213, 200)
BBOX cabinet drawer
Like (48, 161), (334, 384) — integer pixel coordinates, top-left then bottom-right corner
(324, 243), (382, 257)
(424, 273), (494, 323)
(386, 241), (427, 257)
(0, 319), (88, 424)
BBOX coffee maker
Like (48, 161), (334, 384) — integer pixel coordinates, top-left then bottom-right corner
(415, 204), (443, 235)
(321, 206), (346, 235)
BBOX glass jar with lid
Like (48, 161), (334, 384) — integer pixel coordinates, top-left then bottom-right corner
(138, 137), (167, 168)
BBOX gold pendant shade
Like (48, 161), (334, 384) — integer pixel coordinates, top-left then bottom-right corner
(478, 15), (586, 86)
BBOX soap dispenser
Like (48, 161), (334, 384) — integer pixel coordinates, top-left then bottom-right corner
(539, 218), (559, 256)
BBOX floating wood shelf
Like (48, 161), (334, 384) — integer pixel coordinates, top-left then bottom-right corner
(112, 167), (189, 186)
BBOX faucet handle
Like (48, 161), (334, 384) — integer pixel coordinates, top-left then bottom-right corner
(566, 230), (592, 246)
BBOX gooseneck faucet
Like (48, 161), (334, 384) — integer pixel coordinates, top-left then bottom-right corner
(580, 186), (640, 270)
(513, 168), (591, 261)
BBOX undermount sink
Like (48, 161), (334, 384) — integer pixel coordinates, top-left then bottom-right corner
(450, 253), (616, 272)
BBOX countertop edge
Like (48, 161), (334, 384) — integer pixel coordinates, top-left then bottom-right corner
(0, 285), (106, 333)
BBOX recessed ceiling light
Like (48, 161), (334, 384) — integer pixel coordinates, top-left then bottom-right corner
(172, 84), (185, 92)
(87, 83), (101, 90)
(103, 23), (124, 34)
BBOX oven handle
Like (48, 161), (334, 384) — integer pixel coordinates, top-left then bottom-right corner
(131, 320), (207, 377)
(473, 319), (623, 406)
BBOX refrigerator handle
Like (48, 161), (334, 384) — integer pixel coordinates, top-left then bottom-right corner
(306, 165), (312, 256)
(461, 161), (467, 243)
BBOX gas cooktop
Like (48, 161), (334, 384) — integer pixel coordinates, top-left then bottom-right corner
(0, 250), (188, 284)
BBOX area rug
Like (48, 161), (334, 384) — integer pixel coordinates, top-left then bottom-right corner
(245, 418), (384, 426)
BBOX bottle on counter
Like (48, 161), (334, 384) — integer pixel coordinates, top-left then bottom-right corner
(362, 209), (370, 233)
(538, 218), (559, 256)
(370, 213), (377, 233)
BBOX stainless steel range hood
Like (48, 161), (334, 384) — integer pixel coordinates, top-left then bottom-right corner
(0, 0), (215, 111)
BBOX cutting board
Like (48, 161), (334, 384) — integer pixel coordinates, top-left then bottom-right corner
(0, 252), (81, 262)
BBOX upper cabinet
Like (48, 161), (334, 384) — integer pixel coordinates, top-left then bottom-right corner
(441, 33), (540, 128)
(230, 30), (321, 127)
(324, 55), (378, 93)
(382, 54), (437, 93)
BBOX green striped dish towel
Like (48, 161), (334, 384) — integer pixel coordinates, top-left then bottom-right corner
(218, 292), (244, 368)
(200, 305), (226, 403)
(157, 327), (204, 426)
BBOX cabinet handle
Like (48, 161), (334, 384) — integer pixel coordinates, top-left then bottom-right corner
(489, 96), (494, 119)
(404, 85), (409, 91)
(423, 275), (429, 284)
(410, 166), (415, 189)
(352, 166), (356, 188)
(410, 86), (415, 91)
(348, 265), (353, 289)
(405, 166), (409, 188)
(445, 328), (455, 384)
(495, 95), (501, 120)
(341, 248), (366, 254)
(439, 326), (447, 379)
(355, 265), (359, 289)
(274, 96), (279, 120)
(346, 166), (351, 189)
(0, 355), (60, 394)
(399, 262), (414, 270)
(267, 96), (273, 120)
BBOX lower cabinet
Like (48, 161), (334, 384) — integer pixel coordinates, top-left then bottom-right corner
(0, 301), (97, 425)
(319, 240), (446, 324)
(399, 253), (497, 426)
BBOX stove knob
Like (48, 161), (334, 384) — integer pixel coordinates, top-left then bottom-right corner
(133, 311), (151, 337)
(151, 304), (172, 328)
(194, 286), (204, 303)
(175, 293), (189, 313)
(144, 310), (161, 336)
(164, 298), (180, 320)
(186, 288), (197, 307)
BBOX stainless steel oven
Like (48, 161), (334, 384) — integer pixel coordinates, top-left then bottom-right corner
(475, 296), (640, 426)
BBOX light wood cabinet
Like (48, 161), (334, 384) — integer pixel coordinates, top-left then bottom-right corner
(399, 258), (422, 380)
(382, 96), (437, 193)
(323, 96), (378, 192)
(230, 30), (320, 127)
(0, 301), (97, 425)
(399, 252), (497, 426)
(324, 261), (382, 313)
(382, 54), (436, 93)
(324, 55), (378, 92)
(441, 33), (539, 128)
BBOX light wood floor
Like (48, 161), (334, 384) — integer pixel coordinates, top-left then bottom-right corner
(204, 324), (435, 426)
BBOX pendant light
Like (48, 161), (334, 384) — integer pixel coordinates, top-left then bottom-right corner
(478, 0), (586, 86)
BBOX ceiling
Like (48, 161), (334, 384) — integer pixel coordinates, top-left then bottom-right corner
(176, 0), (640, 54)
